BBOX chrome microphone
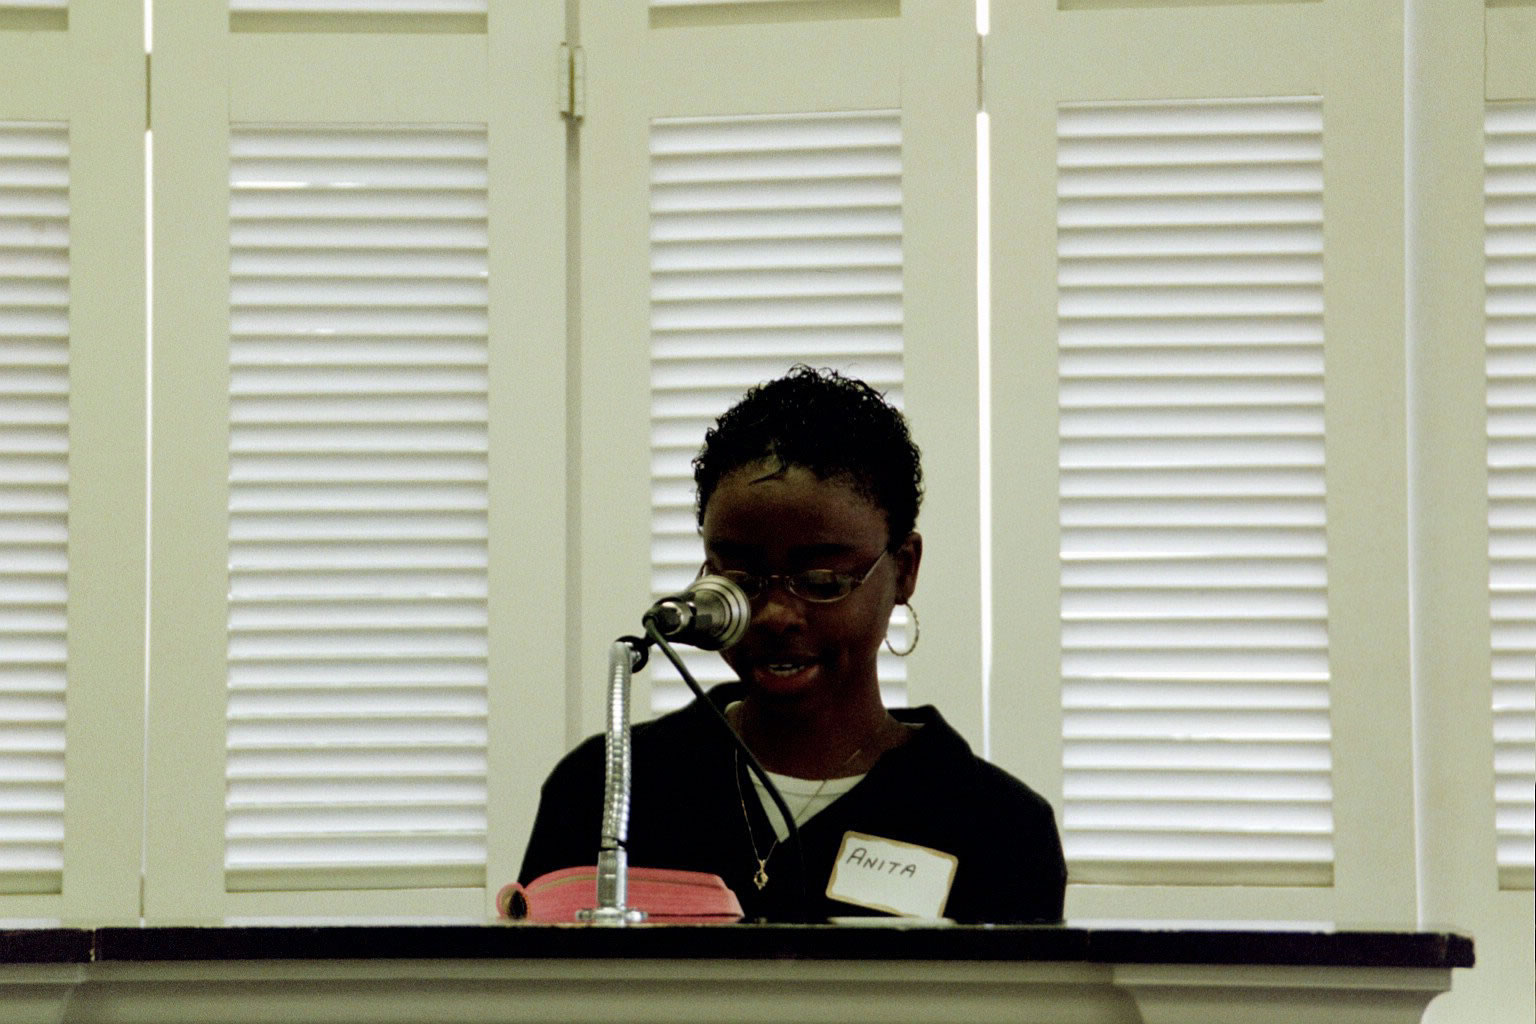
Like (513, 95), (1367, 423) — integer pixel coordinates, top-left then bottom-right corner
(645, 575), (750, 650)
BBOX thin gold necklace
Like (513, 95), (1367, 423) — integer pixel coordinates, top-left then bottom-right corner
(733, 745), (862, 891)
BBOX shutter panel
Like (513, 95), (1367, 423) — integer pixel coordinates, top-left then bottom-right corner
(224, 126), (489, 892)
(648, 110), (910, 712)
(1056, 97), (1334, 886)
(1485, 101), (1536, 891)
(0, 123), (67, 896)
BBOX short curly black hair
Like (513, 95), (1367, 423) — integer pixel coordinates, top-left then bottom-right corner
(692, 365), (923, 549)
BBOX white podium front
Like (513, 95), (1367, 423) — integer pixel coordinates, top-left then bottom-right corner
(0, 922), (1472, 1024)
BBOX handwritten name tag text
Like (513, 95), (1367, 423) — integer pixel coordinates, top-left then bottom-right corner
(826, 831), (957, 918)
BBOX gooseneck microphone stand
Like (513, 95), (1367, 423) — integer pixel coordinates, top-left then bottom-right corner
(576, 577), (809, 925)
(575, 637), (650, 925)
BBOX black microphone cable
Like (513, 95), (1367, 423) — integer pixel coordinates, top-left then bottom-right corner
(642, 616), (812, 925)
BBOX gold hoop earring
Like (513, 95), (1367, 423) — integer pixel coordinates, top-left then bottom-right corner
(884, 602), (919, 657)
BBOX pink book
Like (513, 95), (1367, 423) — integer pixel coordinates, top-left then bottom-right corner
(497, 865), (744, 924)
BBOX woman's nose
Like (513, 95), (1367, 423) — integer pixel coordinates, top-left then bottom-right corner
(749, 579), (805, 630)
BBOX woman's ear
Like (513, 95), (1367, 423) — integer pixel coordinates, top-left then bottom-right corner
(893, 531), (922, 604)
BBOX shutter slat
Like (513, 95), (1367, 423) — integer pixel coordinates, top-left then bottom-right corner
(228, 747), (484, 772)
(230, 1), (486, 13)
(1057, 98), (1332, 886)
(225, 127), (489, 893)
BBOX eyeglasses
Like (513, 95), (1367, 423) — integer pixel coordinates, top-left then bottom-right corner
(701, 550), (889, 604)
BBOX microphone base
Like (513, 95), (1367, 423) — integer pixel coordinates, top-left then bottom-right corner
(575, 906), (648, 926)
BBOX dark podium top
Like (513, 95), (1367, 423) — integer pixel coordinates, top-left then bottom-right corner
(0, 922), (1474, 969)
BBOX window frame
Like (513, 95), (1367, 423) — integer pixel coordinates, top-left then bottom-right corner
(143, 1), (566, 919)
(0, 2), (146, 923)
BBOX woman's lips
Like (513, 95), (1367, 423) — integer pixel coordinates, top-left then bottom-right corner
(744, 655), (819, 689)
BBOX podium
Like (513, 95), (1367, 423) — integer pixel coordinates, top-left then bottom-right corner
(1, 921), (1472, 1023)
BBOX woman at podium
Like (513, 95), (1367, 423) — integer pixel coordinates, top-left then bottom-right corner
(519, 366), (1066, 923)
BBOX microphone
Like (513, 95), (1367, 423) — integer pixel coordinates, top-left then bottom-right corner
(645, 575), (750, 651)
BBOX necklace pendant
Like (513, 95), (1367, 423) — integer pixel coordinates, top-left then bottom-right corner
(753, 864), (769, 890)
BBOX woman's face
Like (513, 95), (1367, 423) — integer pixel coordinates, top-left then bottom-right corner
(700, 461), (921, 710)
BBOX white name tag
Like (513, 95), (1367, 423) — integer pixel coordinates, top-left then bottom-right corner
(825, 831), (957, 919)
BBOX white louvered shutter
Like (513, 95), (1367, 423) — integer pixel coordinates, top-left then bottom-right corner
(225, 127), (490, 892)
(1056, 98), (1334, 886)
(0, 123), (67, 896)
(1485, 101), (1536, 890)
(648, 111), (911, 712)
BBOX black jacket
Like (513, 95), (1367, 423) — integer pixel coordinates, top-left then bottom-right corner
(519, 683), (1066, 924)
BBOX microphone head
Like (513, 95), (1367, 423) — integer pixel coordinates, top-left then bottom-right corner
(684, 575), (750, 650)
